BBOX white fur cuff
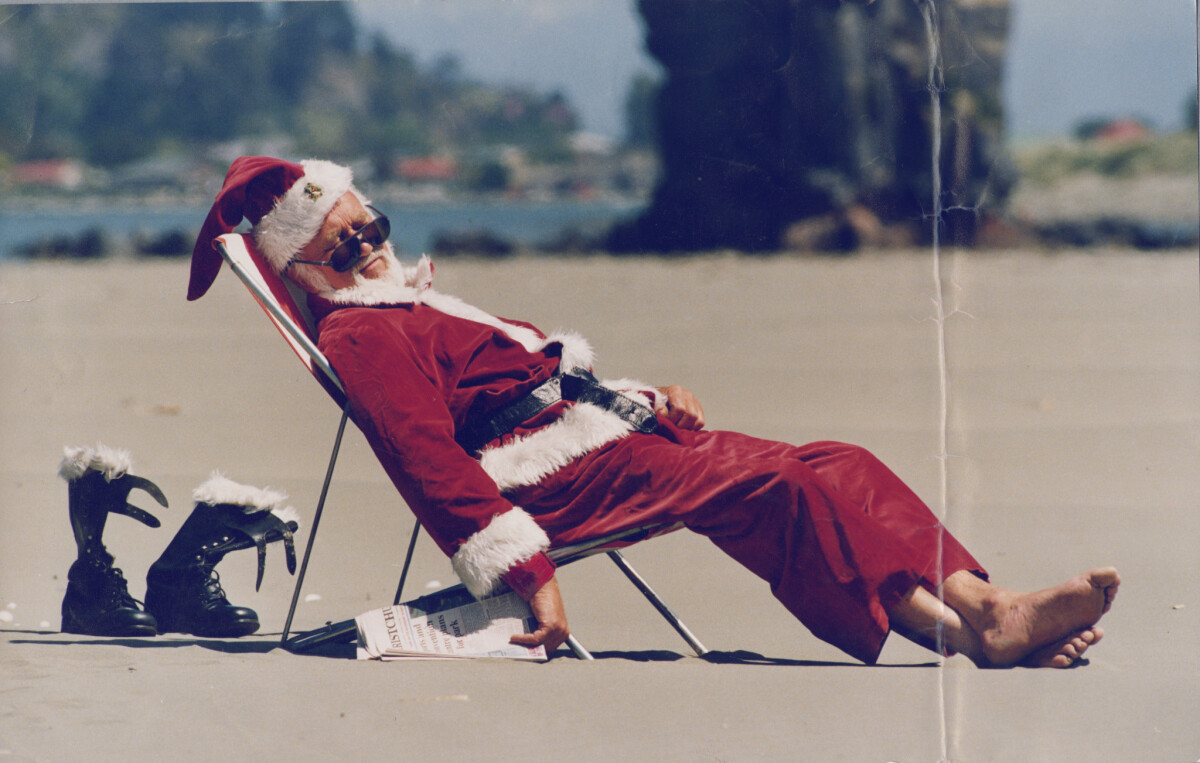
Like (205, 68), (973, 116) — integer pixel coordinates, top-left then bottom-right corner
(451, 508), (550, 598)
(58, 444), (133, 482)
(193, 471), (301, 526)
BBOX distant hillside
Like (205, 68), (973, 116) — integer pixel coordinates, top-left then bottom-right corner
(1009, 132), (1199, 231)
(1014, 132), (1198, 187)
(0, 3), (579, 170)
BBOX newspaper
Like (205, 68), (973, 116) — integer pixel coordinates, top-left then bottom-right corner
(355, 587), (547, 661)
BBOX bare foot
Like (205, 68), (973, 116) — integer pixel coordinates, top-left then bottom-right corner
(977, 567), (1119, 668)
(1020, 626), (1104, 668)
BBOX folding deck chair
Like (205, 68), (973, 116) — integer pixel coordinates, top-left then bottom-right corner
(213, 233), (708, 659)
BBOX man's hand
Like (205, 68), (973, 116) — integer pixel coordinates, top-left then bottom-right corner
(509, 576), (570, 654)
(655, 385), (706, 430)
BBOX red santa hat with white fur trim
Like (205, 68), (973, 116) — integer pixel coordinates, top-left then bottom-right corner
(188, 156), (354, 300)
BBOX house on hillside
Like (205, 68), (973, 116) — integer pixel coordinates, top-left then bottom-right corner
(395, 156), (459, 183)
(9, 160), (85, 190)
(1093, 119), (1153, 143)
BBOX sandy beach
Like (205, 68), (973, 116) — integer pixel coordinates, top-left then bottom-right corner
(1, 248), (1197, 761)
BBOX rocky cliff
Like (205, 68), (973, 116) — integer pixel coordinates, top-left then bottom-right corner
(609, 0), (1013, 252)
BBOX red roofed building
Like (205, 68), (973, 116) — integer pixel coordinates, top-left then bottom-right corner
(396, 156), (459, 182)
(1093, 119), (1152, 143)
(11, 159), (85, 189)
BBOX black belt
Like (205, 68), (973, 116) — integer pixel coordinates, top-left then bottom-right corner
(456, 369), (658, 455)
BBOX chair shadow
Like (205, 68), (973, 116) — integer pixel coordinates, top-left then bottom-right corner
(699, 649), (939, 668)
(8, 629), (287, 655)
(286, 641), (357, 660)
(560, 648), (937, 668)
(570, 649), (687, 662)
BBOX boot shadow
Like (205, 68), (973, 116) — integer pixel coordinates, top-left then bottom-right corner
(8, 632), (283, 655)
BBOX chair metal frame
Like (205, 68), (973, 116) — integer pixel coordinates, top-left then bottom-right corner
(214, 233), (708, 659)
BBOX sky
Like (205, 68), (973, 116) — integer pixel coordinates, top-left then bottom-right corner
(355, 0), (1198, 142)
(1005, 0), (1198, 139)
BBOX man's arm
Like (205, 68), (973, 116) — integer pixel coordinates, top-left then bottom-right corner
(655, 384), (706, 430)
(506, 387), (700, 653)
(508, 575), (570, 653)
(319, 310), (553, 600)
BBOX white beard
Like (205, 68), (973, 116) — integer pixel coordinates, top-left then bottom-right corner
(314, 246), (430, 305)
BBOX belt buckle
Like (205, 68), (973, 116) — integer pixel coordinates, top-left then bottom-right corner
(532, 376), (563, 405)
(559, 372), (585, 401)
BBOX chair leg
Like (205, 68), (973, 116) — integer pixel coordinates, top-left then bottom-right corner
(566, 634), (594, 660)
(280, 403), (352, 645)
(606, 549), (709, 656)
(392, 520), (423, 605)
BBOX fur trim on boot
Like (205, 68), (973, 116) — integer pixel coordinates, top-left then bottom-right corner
(145, 473), (300, 638)
(58, 443), (133, 483)
(58, 444), (167, 637)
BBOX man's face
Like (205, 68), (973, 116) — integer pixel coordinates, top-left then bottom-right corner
(291, 191), (394, 291)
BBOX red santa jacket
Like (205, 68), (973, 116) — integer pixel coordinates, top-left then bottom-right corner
(307, 256), (660, 600)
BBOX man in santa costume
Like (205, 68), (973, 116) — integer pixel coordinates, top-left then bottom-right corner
(188, 156), (1119, 667)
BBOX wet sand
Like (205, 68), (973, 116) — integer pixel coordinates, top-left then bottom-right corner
(1, 249), (1197, 761)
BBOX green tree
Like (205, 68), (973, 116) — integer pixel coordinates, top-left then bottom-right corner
(0, 2), (584, 172)
(353, 33), (431, 165)
(0, 5), (122, 161)
(83, 3), (275, 165)
(269, 2), (357, 103)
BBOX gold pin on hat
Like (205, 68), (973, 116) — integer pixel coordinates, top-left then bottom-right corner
(303, 183), (323, 201)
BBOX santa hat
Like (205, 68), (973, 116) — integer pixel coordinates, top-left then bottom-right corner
(188, 156), (354, 300)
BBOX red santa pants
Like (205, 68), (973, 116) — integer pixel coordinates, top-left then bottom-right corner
(505, 421), (986, 664)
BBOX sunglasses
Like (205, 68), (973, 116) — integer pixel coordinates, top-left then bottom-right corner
(289, 206), (391, 273)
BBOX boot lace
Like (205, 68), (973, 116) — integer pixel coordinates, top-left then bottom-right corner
(197, 567), (231, 610)
(101, 564), (142, 610)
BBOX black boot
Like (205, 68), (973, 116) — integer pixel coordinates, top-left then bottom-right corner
(59, 444), (168, 637)
(145, 473), (299, 638)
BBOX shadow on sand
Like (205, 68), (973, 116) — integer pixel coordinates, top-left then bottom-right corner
(562, 648), (939, 667)
(8, 632), (948, 667)
(9, 630), (290, 655)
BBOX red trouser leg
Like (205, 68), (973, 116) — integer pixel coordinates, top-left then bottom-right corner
(512, 425), (985, 664)
(798, 440), (987, 595)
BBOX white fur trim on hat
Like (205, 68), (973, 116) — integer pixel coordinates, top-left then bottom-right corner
(193, 471), (298, 525)
(58, 444), (133, 482)
(252, 159), (354, 273)
(451, 508), (550, 598)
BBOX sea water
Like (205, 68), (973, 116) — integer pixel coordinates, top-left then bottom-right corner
(0, 198), (644, 261)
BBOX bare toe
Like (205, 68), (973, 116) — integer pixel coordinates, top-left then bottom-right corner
(1020, 628), (1098, 669)
(1092, 567), (1120, 614)
(980, 570), (1117, 667)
